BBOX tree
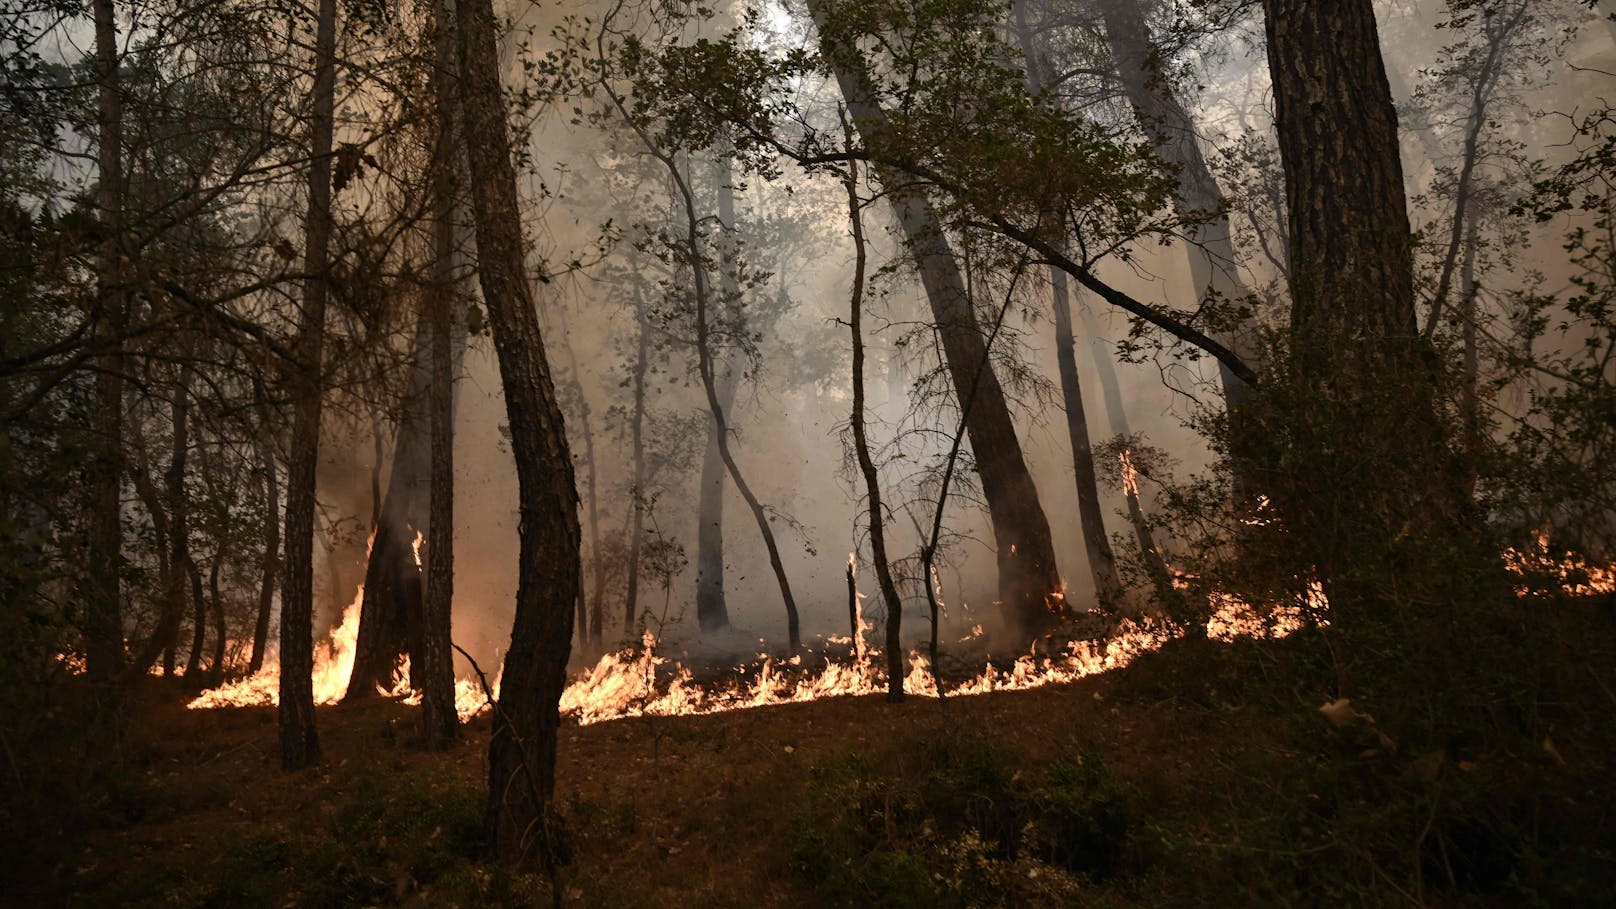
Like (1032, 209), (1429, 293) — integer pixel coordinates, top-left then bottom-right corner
(1257, 0), (1482, 640)
(455, 0), (581, 868)
(418, 0), (462, 751)
(279, 0), (339, 770)
(85, 0), (126, 681)
(807, 0), (1067, 639)
(1013, 1), (1123, 609)
(842, 157), (907, 699)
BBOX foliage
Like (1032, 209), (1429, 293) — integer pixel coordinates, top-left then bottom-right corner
(788, 732), (1148, 907)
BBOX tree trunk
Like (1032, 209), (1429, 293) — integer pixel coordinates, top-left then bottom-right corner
(843, 163), (907, 699)
(208, 547), (225, 682)
(1093, 0), (1257, 426)
(1260, 0), (1471, 638)
(1012, 6), (1122, 608)
(683, 151), (800, 651)
(623, 273), (649, 635)
(85, 0), (125, 681)
(279, 0), (338, 770)
(694, 362), (739, 631)
(1074, 303), (1170, 582)
(456, 0), (581, 869)
(250, 397), (278, 675)
(810, 0), (1065, 640)
(347, 323), (432, 699)
(554, 302), (603, 647)
(419, 0), (461, 751)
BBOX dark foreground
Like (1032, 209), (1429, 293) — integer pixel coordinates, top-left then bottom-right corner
(8, 629), (1613, 908)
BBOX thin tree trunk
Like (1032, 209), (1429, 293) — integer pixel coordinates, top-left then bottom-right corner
(250, 389), (279, 675)
(208, 545), (225, 682)
(183, 554), (206, 680)
(843, 161), (907, 699)
(1012, 4), (1123, 607)
(1074, 303), (1167, 571)
(419, 0), (460, 750)
(623, 273), (649, 635)
(694, 363), (739, 631)
(810, 0), (1066, 641)
(280, 0), (338, 770)
(1460, 215), (1481, 494)
(85, 0), (125, 680)
(676, 150), (800, 651)
(554, 302), (603, 646)
(1423, 2), (1524, 336)
(457, 0), (581, 869)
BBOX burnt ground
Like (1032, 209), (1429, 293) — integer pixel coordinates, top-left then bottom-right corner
(11, 629), (1611, 908)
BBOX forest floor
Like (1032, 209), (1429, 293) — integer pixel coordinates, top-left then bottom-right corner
(14, 626), (1610, 908)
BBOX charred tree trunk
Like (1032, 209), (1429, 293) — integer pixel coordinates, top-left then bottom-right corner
(843, 162), (907, 699)
(85, 0), (125, 680)
(684, 151), (801, 651)
(810, 0), (1066, 641)
(183, 556), (206, 680)
(208, 545), (225, 682)
(347, 324), (432, 700)
(250, 392), (279, 675)
(279, 0), (338, 770)
(456, 0), (581, 868)
(1050, 270), (1121, 606)
(1074, 303), (1170, 585)
(419, 0), (460, 750)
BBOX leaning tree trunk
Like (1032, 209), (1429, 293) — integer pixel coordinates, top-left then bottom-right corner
(279, 0), (338, 771)
(456, 0), (581, 869)
(843, 163), (907, 699)
(1095, 0), (1257, 419)
(85, 0), (125, 680)
(809, 0), (1066, 641)
(419, 0), (460, 750)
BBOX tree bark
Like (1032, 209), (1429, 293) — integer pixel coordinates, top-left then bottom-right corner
(279, 0), (338, 771)
(843, 162), (907, 699)
(1260, 0), (1472, 637)
(85, 0), (125, 680)
(249, 387), (279, 675)
(456, 0), (581, 869)
(809, 0), (1066, 640)
(419, 0), (461, 750)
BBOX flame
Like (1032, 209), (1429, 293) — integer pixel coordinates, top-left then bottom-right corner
(411, 527), (423, 568)
(1503, 533), (1615, 597)
(1119, 448), (1140, 499)
(187, 572), (409, 710)
(181, 531), (1608, 729)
